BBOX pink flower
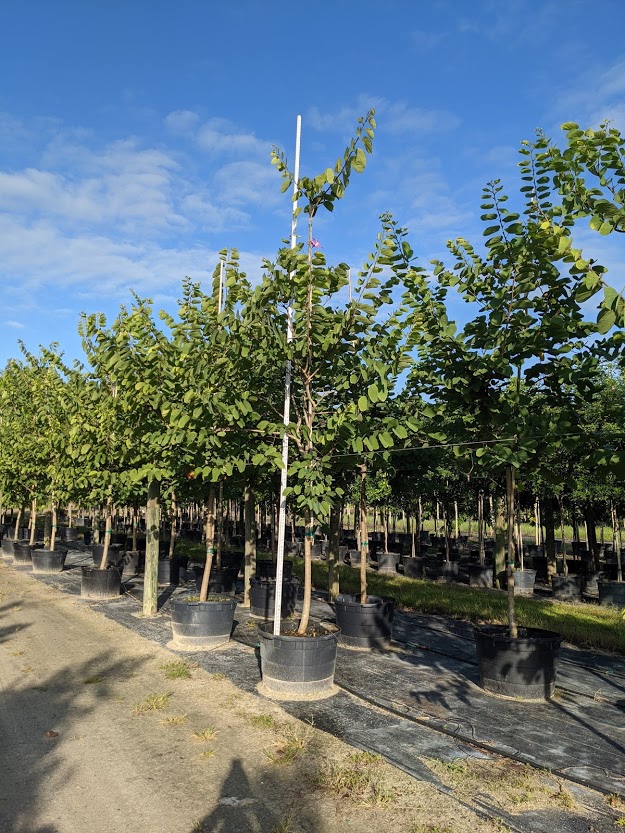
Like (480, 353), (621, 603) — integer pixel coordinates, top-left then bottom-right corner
(310, 238), (322, 248)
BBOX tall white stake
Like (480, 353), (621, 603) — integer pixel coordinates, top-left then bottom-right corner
(218, 259), (225, 314)
(273, 115), (302, 635)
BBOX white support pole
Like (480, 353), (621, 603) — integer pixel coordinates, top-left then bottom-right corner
(273, 115), (302, 635)
(218, 259), (225, 314)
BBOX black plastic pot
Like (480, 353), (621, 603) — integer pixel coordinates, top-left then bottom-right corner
(333, 594), (394, 649)
(598, 580), (625, 607)
(402, 556), (424, 579)
(91, 543), (123, 568)
(12, 540), (33, 566)
(468, 565), (493, 588)
(256, 560), (293, 580)
(435, 561), (459, 581)
(31, 548), (67, 574)
(249, 577), (298, 619)
(513, 569), (536, 596)
(170, 599), (237, 650)
(583, 571), (602, 595)
(258, 621), (338, 698)
(1, 537), (14, 561)
(376, 552), (400, 573)
(157, 557), (188, 586)
(80, 567), (121, 599)
(474, 625), (562, 700)
(61, 527), (78, 542)
(193, 566), (237, 595)
(220, 551), (245, 573)
(531, 555), (549, 581)
(347, 549), (365, 567)
(121, 550), (142, 578)
(551, 575), (583, 602)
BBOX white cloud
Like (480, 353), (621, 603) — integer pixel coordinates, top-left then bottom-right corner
(214, 161), (282, 208)
(307, 95), (460, 136)
(164, 109), (200, 134)
(4, 320), (25, 329)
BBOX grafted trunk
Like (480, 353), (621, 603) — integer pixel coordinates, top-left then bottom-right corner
(505, 466), (518, 639)
(99, 500), (113, 570)
(543, 496), (557, 577)
(29, 499), (37, 546)
(199, 486), (216, 602)
(297, 508), (313, 634)
(359, 464), (368, 604)
(143, 480), (160, 616)
(494, 496), (506, 588)
(243, 482), (256, 608)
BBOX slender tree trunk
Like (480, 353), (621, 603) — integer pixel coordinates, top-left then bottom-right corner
(443, 504), (451, 563)
(544, 496), (557, 577)
(494, 496), (506, 587)
(454, 500), (459, 540)
(50, 503), (57, 552)
(168, 492), (177, 560)
(505, 466), (518, 639)
(216, 481), (223, 568)
(298, 508), (313, 634)
(328, 503), (341, 602)
(434, 500), (439, 537)
(535, 497), (540, 547)
(132, 504), (138, 551)
(13, 506), (22, 541)
(612, 502), (623, 583)
(559, 498), (568, 576)
(29, 499), (37, 546)
(199, 487), (216, 602)
(478, 491), (485, 566)
(243, 482), (256, 607)
(383, 510), (388, 553)
(359, 465), (369, 604)
(417, 495), (423, 553)
(143, 480), (160, 616)
(99, 500), (113, 570)
(43, 509), (52, 549)
(583, 502), (600, 572)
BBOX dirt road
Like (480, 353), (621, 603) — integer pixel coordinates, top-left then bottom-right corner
(0, 562), (621, 833)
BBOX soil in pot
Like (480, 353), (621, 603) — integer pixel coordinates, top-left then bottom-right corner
(473, 625), (562, 700)
(333, 594), (394, 650)
(598, 580), (625, 607)
(169, 598), (237, 650)
(258, 621), (338, 699)
(468, 565), (494, 588)
(551, 575), (583, 602)
(31, 548), (67, 574)
(80, 567), (121, 599)
(249, 577), (298, 619)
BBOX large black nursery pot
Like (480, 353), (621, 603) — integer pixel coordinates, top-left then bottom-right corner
(468, 564), (494, 588)
(170, 598), (237, 650)
(1, 537), (14, 561)
(193, 565), (237, 595)
(258, 621), (338, 699)
(598, 580), (625, 607)
(473, 625), (562, 700)
(376, 552), (400, 573)
(157, 556), (188, 587)
(333, 594), (394, 650)
(435, 561), (459, 581)
(402, 556), (424, 579)
(91, 543), (124, 568)
(12, 540), (34, 566)
(31, 548), (67, 574)
(551, 575), (583, 602)
(80, 566), (122, 599)
(256, 559), (293, 580)
(249, 577), (298, 619)
(121, 549), (143, 578)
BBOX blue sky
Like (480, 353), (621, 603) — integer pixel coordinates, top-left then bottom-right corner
(2, 0), (625, 367)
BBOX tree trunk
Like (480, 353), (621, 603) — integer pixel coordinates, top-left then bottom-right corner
(478, 491), (485, 566)
(243, 482), (256, 608)
(216, 481), (223, 568)
(13, 506), (22, 541)
(168, 492), (177, 560)
(50, 504), (57, 552)
(99, 500), (113, 570)
(383, 510), (388, 553)
(559, 498), (567, 576)
(583, 502), (600, 572)
(328, 503), (341, 602)
(612, 502), (623, 583)
(505, 466), (518, 639)
(43, 509), (52, 549)
(454, 500), (459, 540)
(143, 480), (160, 616)
(29, 499), (37, 546)
(494, 495), (506, 588)
(359, 464), (368, 604)
(298, 508), (313, 634)
(443, 503), (451, 563)
(199, 487), (216, 602)
(544, 496), (557, 577)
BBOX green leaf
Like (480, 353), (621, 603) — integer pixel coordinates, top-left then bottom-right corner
(352, 148), (367, 174)
(597, 307), (617, 334)
(358, 396), (369, 412)
(599, 221), (613, 235)
(367, 383), (379, 403)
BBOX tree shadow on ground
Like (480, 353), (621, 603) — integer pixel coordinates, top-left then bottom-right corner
(0, 650), (151, 833)
(190, 756), (322, 833)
